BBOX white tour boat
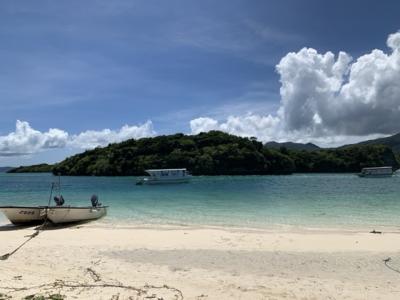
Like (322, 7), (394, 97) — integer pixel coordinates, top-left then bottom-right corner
(137, 168), (192, 185)
(358, 166), (393, 177)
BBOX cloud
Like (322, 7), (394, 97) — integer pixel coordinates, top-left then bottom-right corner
(0, 120), (69, 156)
(190, 117), (220, 134)
(277, 31), (400, 136)
(190, 115), (281, 140)
(3, 32), (400, 155)
(190, 31), (400, 146)
(0, 120), (155, 156)
(69, 121), (155, 149)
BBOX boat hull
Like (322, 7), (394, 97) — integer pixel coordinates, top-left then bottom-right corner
(0, 206), (45, 225)
(357, 174), (393, 178)
(46, 206), (107, 224)
(141, 177), (191, 184)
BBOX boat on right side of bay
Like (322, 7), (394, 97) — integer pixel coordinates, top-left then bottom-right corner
(357, 166), (394, 178)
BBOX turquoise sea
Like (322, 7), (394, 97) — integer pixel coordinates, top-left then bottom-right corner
(0, 173), (400, 229)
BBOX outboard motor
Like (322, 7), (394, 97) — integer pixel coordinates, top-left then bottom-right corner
(91, 194), (101, 207)
(54, 195), (65, 206)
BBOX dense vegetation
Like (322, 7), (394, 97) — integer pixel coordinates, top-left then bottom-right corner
(43, 131), (399, 176)
(343, 132), (400, 153)
(7, 163), (53, 173)
(285, 145), (398, 173)
(7, 131), (398, 176)
(264, 141), (320, 151)
(52, 131), (295, 176)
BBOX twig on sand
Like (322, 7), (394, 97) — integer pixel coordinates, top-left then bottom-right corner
(0, 280), (184, 300)
(0, 292), (11, 300)
(383, 257), (400, 274)
(85, 268), (101, 282)
(370, 229), (382, 234)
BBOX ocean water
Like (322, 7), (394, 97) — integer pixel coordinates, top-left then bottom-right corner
(0, 173), (400, 229)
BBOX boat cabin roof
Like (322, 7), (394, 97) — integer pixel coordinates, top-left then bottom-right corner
(146, 168), (187, 172)
(361, 166), (392, 171)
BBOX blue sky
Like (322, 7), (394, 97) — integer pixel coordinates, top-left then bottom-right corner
(1, 0), (400, 165)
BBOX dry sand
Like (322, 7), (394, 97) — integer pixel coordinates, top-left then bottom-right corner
(1, 223), (400, 299)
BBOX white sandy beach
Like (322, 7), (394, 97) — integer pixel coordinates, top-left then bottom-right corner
(1, 223), (400, 299)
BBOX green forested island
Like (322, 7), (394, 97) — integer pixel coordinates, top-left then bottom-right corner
(7, 163), (53, 173)
(0, 166), (13, 173)
(7, 131), (399, 176)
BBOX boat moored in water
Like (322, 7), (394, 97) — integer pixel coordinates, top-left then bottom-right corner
(358, 166), (393, 177)
(137, 168), (192, 185)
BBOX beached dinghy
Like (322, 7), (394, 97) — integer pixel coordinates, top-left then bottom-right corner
(46, 205), (107, 224)
(46, 195), (107, 224)
(0, 178), (107, 225)
(0, 195), (107, 225)
(0, 206), (46, 225)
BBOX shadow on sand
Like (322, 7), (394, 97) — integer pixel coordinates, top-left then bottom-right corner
(0, 220), (92, 232)
(39, 220), (92, 230)
(0, 223), (37, 232)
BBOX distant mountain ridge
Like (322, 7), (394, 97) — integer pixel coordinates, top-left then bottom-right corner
(7, 163), (53, 173)
(267, 132), (400, 153)
(0, 167), (13, 173)
(341, 133), (400, 153)
(265, 141), (320, 151)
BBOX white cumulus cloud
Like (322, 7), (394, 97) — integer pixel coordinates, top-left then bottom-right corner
(277, 30), (400, 136)
(69, 121), (155, 149)
(190, 114), (282, 140)
(0, 120), (155, 156)
(190, 117), (220, 134)
(190, 31), (400, 146)
(0, 120), (69, 156)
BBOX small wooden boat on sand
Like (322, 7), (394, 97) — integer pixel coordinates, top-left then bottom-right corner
(46, 205), (107, 224)
(0, 182), (107, 225)
(0, 206), (46, 225)
(0, 203), (107, 225)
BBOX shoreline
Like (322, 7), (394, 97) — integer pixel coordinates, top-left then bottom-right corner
(1, 222), (400, 299)
(68, 218), (400, 234)
(3, 216), (400, 236)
